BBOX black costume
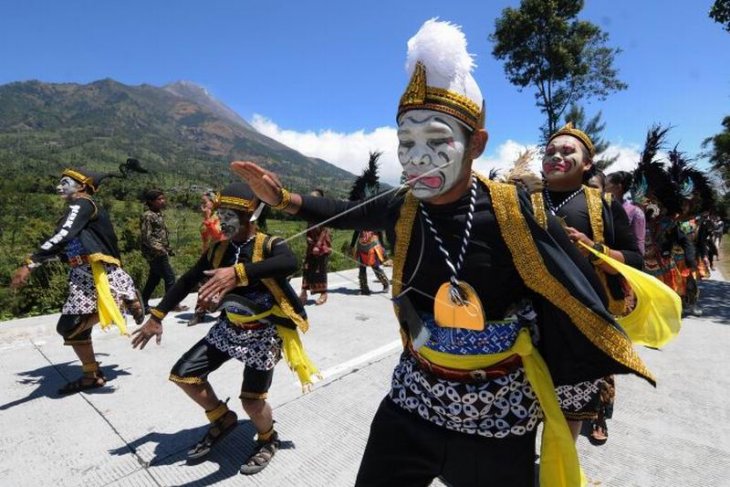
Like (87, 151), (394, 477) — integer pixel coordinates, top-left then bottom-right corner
(297, 175), (653, 485)
(27, 168), (138, 344)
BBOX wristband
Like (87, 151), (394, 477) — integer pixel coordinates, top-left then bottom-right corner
(234, 263), (249, 286)
(271, 188), (292, 211)
(150, 308), (167, 321)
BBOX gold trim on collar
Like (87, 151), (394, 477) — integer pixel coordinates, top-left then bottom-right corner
(584, 186), (627, 316)
(478, 174), (653, 383)
(584, 186), (604, 244)
(530, 192), (548, 230)
(254, 233), (309, 333)
(218, 195), (257, 212)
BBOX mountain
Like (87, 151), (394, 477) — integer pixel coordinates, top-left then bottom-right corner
(162, 80), (257, 132)
(0, 78), (355, 194)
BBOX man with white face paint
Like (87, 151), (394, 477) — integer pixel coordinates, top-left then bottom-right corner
(11, 167), (143, 395)
(228, 19), (654, 486)
(132, 182), (318, 476)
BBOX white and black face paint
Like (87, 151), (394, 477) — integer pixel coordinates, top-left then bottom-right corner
(397, 109), (469, 200)
(218, 208), (242, 238)
(57, 176), (83, 199)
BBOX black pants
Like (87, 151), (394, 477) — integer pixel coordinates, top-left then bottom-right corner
(169, 337), (275, 398)
(355, 398), (537, 487)
(142, 254), (176, 306)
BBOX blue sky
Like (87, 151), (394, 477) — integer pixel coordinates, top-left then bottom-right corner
(2, 0), (728, 183)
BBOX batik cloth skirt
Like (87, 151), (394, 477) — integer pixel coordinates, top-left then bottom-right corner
(62, 263), (136, 315)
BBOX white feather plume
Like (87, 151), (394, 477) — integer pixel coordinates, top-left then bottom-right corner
(405, 18), (476, 84)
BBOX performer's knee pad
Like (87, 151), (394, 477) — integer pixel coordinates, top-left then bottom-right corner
(56, 314), (92, 344)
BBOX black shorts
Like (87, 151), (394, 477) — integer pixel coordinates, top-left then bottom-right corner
(169, 337), (274, 399)
(356, 397), (537, 487)
(57, 314), (94, 345)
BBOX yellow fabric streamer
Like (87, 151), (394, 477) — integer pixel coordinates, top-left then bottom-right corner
(275, 325), (321, 393)
(579, 242), (682, 348)
(420, 329), (581, 487)
(90, 261), (127, 336)
(226, 305), (289, 324)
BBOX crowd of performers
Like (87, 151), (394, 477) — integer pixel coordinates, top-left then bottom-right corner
(626, 127), (720, 318)
(8, 18), (720, 486)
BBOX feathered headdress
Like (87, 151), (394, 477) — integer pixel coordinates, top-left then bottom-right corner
(631, 125), (681, 215)
(668, 147), (714, 213)
(62, 158), (149, 194)
(398, 19), (484, 131)
(349, 151), (381, 201)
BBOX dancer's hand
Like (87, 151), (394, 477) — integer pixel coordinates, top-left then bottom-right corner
(230, 161), (284, 206)
(131, 319), (163, 349)
(565, 226), (593, 251)
(10, 266), (31, 289)
(198, 267), (237, 308)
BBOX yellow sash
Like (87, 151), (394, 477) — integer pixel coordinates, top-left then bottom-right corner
(91, 261), (127, 336)
(420, 329), (580, 487)
(580, 242), (682, 348)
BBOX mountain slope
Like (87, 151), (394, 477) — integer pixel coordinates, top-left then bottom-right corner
(0, 78), (354, 193)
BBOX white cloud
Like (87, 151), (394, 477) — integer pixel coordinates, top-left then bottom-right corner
(474, 139), (541, 177)
(251, 115), (649, 184)
(251, 114), (402, 183)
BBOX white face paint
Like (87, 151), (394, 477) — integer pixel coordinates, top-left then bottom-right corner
(218, 208), (242, 238)
(57, 176), (83, 199)
(397, 109), (469, 200)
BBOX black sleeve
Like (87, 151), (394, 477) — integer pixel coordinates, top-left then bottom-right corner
(297, 190), (403, 231)
(31, 199), (95, 263)
(155, 252), (210, 313)
(546, 214), (609, 306)
(609, 199), (643, 269)
(246, 237), (298, 281)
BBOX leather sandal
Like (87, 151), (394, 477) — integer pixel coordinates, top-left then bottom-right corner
(588, 418), (608, 446)
(240, 431), (280, 475)
(187, 410), (238, 460)
(58, 373), (107, 395)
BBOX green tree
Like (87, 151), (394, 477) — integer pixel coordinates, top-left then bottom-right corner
(562, 104), (619, 170)
(710, 0), (730, 32)
(490, 0), (628, 139)
(702, 115), (730, 186)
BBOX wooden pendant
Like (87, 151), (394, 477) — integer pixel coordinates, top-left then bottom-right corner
(434, 281), (485, 331)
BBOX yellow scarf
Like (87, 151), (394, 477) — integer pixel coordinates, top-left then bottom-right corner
(420, 329), (581, 487)
(580, 242), (682, 348)
(91, 261), (127, 336)
(226, 309), (320, 392)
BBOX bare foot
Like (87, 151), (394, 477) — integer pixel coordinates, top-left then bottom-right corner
(315, 293), (328, 305)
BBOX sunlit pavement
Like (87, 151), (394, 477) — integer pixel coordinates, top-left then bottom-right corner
(1, 267), (727, 486)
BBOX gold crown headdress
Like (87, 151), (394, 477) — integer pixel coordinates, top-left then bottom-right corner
(397, 19), (485, 132)
(62, 168), (103, 193)
(216, 182), (257, 213)
(548, 122), (596, 158)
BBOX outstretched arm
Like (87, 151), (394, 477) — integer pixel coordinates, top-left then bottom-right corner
(230, 161), (400, 231)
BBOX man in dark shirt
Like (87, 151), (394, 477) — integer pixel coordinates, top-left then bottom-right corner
(11, 167), (143, 395)
(139, 189), (187, 313)
(540, 123), (644, 445)
(222, 20), (654, 487)
(132, 182), (316, 476)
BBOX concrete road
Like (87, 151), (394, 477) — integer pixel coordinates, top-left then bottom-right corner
(0, 267), (728, 486)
